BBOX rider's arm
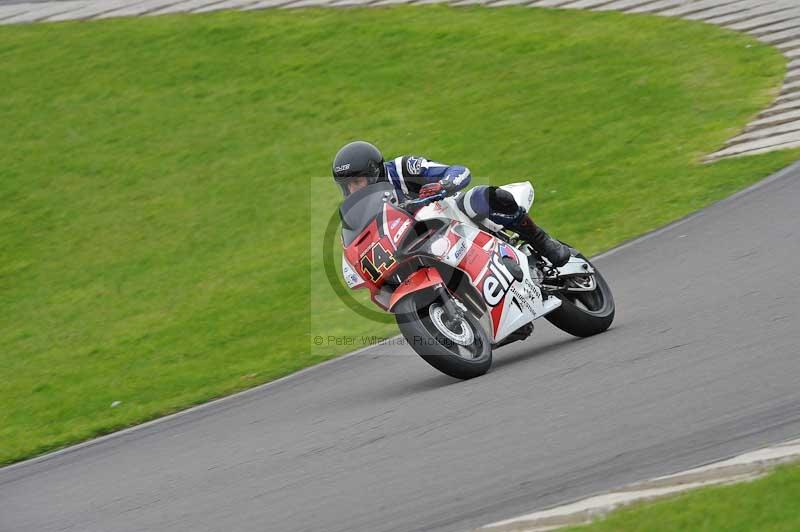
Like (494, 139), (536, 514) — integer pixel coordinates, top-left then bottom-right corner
(388, 155), (471, 197)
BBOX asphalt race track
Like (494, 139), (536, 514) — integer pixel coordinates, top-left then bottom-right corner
(3, 162), (800, 532)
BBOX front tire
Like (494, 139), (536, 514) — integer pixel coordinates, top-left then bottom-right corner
(544, 254), (615, 337)
(395, 292), (492, 380)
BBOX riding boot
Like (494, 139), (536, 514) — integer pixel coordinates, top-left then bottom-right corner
(511, 214), (571, 267)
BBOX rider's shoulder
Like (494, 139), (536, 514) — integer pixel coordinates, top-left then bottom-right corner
(402, 155), (429, 176)
(384, 155), (429, 177)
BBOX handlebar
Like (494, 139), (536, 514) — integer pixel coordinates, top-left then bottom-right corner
(398, 192), (446, 210)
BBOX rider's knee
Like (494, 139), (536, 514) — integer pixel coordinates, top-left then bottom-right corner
(460, 186), (491, 218)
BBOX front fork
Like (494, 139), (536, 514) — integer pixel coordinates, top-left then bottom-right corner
(436, 286), (465, 328)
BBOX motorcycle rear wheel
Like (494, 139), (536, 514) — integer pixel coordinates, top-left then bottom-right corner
(395, 292), (492, 380)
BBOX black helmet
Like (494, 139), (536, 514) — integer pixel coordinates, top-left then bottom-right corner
(332, 141), (386, 197)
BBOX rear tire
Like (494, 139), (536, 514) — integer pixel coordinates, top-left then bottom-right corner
(544, 254), (615, 337)
(395, 292), (492, 380)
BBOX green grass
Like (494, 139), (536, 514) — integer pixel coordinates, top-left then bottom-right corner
(1, 6), (799, 464)
(565, 463), (800, 531)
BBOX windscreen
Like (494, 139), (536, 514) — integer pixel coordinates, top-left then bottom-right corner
(339, 181), (397, 246)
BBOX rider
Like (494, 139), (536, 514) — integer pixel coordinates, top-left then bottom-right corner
(332, 140), (571, 267)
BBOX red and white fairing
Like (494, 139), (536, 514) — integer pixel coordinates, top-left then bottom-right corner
(414, 194), (560, 343)
(342, 182), (560, 344)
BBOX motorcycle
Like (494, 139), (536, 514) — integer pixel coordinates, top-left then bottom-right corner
(339, 181), (614, 379)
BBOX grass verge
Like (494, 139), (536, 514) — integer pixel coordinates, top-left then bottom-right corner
(564, 462), (800, 531)
(1, 6), (799, 464)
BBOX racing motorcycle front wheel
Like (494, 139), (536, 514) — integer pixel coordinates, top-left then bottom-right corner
(395, 291), (492, 380)
(544, 252), (615, 337)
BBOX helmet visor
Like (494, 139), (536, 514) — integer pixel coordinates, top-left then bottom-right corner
(337, 173), (379, 197)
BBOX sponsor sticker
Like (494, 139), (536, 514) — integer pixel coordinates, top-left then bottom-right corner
(342, 258), (363, 288)
(452, 239), (468, 261)
(482, 252), (516, 307)
(394, 219), (412, 243)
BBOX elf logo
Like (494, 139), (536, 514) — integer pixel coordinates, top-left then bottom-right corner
(482, 253), (516, 307)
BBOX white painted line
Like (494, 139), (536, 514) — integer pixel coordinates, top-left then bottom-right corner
(0, 3), (39, 22)
(726, 8), (800, 31)
(371, 0), (417, 6)
(594, 0), (673, 13)
(0, 1), (86, 23)
(716, 129), (800, 157)
(148, 0), (230, 15)
(712, 138), (800, 159)
(558, 0), (616, 9)
(483, 478), (756, 530)
(685, 1), (777, 23)
(776, 38), (800, 51)
(489, 0), (536, 6)
(759, 27), (800, 46)
(779, 79), (800, 95)
(775, 91), (800, 107)
(280, 0), (335, 7)
(759, 99), (800, 118)
(659, 0), (743, 18)
(727, 120), (800, 144)
(481, 438), (800, 531)
(530, 0), (573, 7)
(750, 19), (800, 38)
(94, 0), (191, 18)
(191, 0), (262, 13)
(589, 0), (653, 12)
(748, 107), (800, 129)
(330, 0), (376, 6)
(654, 440), (800, 478)
(625, 0), (705, 15)
(45, 1), (147, 21)
(710, 139), (798, 159)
